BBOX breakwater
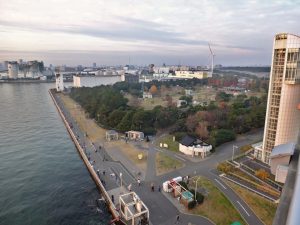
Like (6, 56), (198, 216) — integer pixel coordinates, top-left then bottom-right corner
(49, 89), (122, 224)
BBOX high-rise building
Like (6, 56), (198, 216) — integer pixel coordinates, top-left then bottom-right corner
(255, 33), (300, 164)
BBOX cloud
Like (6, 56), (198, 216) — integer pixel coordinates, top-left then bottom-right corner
(0, 18), (257, 51)
(0, 0), (299, 65)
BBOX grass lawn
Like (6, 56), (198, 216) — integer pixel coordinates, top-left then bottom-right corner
(225, 181), (277, 225)
(189, 176), (246, 225)
(140, 97), (167, 110)
(106, 141), (148, 171)
(156, 152), (183, 175)
(157, 135), (179, 152)
(59, 93), (106, 142)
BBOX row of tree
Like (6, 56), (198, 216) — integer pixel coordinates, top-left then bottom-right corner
(70, 84), (183, 134)
(70, 81), (267, 148)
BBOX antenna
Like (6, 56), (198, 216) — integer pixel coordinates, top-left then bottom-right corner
(208, 43), (215, 76)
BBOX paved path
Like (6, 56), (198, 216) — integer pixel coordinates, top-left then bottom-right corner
(54, 93), (264, 225)
(145, 144), (157, 181)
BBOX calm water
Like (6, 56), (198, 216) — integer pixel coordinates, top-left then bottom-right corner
(0, 83), (110, 225)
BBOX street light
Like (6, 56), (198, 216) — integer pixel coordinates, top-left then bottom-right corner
(120, 172), (123, 188)
(232, 145), (238, 162)
(194, 176), (201, 201)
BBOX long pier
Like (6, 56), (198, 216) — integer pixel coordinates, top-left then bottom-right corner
(49, 89), (122, 224)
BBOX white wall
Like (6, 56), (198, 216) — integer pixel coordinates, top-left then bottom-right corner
(179, 143), (212, 156)
(73, 75), (121, 87)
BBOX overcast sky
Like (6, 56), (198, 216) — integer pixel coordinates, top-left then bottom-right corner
(0, 0), (299, 66)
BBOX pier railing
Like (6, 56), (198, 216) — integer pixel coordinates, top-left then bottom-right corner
(49, 89), (121, 222)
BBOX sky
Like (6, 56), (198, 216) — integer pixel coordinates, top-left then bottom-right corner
(0, 0), (299, 66)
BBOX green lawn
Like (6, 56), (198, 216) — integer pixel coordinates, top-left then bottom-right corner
(156, 152), (183, 175)
(157, 135), (179, 152)
(225, 181), (277, 225)
(189, 176), (246, 225)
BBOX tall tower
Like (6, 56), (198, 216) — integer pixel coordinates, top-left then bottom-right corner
(258, 33), (300, 164)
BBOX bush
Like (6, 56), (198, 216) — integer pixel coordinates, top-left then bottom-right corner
(217, 162), (234, 174)
(188, 200), (197, 209)
(195, 192), (204, 204)
(178, 181), (189, 190)
(240, 144), (253, 153)
(255, 169), (270, 180)
(188, 189), (205, 204)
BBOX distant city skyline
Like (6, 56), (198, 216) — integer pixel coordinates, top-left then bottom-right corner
(0, 0), (299, 66)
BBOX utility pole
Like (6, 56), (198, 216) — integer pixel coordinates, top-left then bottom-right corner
(232, 145), (238, 162)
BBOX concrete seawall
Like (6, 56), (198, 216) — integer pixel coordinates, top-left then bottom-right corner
(49, 89), (122, 224)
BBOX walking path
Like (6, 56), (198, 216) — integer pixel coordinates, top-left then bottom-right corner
(54, 92), (265, 225)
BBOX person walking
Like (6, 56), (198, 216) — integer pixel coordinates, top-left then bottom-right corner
(137, 178), (141, 186)
(111, 195), (114, 204)
(175, 214), (180, 224)
(151, 183), (154, 192)
(128, 183), (132, 192)
(158, 185), (161, 192)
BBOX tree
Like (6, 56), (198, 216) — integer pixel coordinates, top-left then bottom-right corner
(165, 95), (173, 107)
(117, 111), (135, 131)
(108, 109), (126, 128)
(149, 85), (158, 95)
(195, 192), (204, 204)
(214, 129), (236, 146)
(185, 114), (198, 132)
(216, 91), (232, 102)
(195, 122), (209, 140)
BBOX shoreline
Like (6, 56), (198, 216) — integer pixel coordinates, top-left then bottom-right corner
(49, 89), (123, 225)
(1, 79), (55, 83)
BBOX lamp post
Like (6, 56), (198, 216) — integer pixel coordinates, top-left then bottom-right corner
(120, 172), (123, 188)
(232, 145), (238, 162)
(194, 176), (201, 201)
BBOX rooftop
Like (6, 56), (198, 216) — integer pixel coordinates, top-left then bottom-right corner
(270, 142), (295, 159)
(180, 135), (210, 147)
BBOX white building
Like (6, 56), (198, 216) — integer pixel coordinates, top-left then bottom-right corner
(153, 67), (170, 74)
(179, 135), (212, 158)
(254, 33), (300, 164)
(126, 131), (144, 140)
(171, 70), (212, 79)
(55, 73), (64, 92)
(143, 92), (152, 99)
(8, 62), (19, 79)
(73, 75), (122, 87)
